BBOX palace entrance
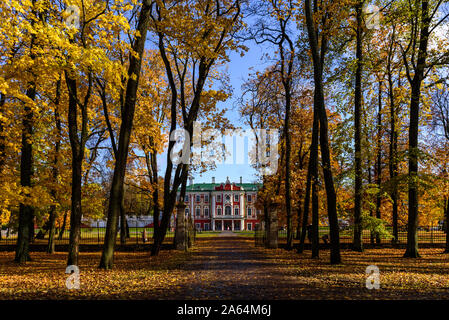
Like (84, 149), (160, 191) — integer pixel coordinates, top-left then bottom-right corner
(224, 220), (232, 231)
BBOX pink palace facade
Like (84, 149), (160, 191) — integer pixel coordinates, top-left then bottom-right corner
(179, 177), (262, 231)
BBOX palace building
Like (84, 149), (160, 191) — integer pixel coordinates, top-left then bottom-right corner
(180, 177), (262, 231)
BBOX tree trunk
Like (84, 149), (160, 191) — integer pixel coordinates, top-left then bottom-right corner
(65, 73), (85, 267)
(284, 100), (293, 249)
(311, 173), (319, 258)
(58, 210), (68, 240)
(304, 0), (341, 264)
(266, 203), (279, 249)
(67, 141), (83, 266)
(15, 83), (36, 263)
(352, 0), (363, 252)
(175, 203), (187, 251)
(100, 0), (151, 269)
(368, 163), (375, 244)
(120, 198), (126, 245)
(47, 78), (62, 254)
(0, 93), (5, 175)
(386, 27), (399, 244)
(298, 109), (319, 253)
(404, 0), (430, 259)
(375, 80), (382, 244)
(15, 7), (38, 262)
(150, 148), (159, 240)
(444, 197), (449, 253)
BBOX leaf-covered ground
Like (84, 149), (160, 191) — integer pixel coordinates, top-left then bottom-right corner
(1, 236), (449, 299)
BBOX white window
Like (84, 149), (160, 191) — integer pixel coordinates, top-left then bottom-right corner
(195, 206), (201, 217)
(225, 194), (231, 202)
(247, 207), (252, 217)
(225, 206), (231, 215)
(217, 195), (222, 202)
(204, 223), (210, 231)
(247, 223), (252, 231)
(217, 207), (222, 215)
(196, 195), (201, 203)
(204, 194), (209, 203)
(204, 207), (209, 217)
(195, 223), (201, 231)
(184, 195), (189, 203)
(247, 194), (252, 203)
(234, 194), (239, 202)
(234, 207), (239, 216)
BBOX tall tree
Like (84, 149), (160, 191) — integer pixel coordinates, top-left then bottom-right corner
(399, 0), (449, 257)
(15, 0), (39, 263)
(303, 0), (342, 263)
(352, 0), (364, 252)
(100, 0), (153, 269)
(149, 0), (243, 256)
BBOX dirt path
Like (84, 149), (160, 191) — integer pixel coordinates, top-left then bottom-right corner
(175, 236), (335, 299)
(170, 236), (449, 300)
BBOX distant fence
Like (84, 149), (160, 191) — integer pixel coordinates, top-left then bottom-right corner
(0, 223), (175, 246)
(256, 226), (448, 245)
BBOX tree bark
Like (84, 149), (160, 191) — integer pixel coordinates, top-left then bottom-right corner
(65, 74), (86, 267)
(352, 0), (363, 252)
(375, 80), (382, 244)
(304, 0), (341, 264)
(369, 164), (375, 244)
(15, 3), (38, 263)
(58, 210), (67, 240)
(47, 78), (62, 254)
(387, 41), (399, 244)
(100, 0), (152, 269)
(298, 109), (319, 253)
(0, 93), (5, 175)
(266, 203), (279, 249)
(444, 197), (449, 253)
(15, 85), (35, 263)
(404, 0), (430, 259)
(175, 203), (187, 251)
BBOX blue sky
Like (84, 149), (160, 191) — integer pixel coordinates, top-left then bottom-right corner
(157, 40), (274, 185)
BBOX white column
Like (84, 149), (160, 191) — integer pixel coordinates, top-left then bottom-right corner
(240, 193), (245, 230)
(240, 193), (244, 216)
(211, 193), (215, 217)
(190, 194), (194, 220)
(231, 219), (234, 231)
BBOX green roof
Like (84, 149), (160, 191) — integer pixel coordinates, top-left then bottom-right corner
(184, 182), (261, 192)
